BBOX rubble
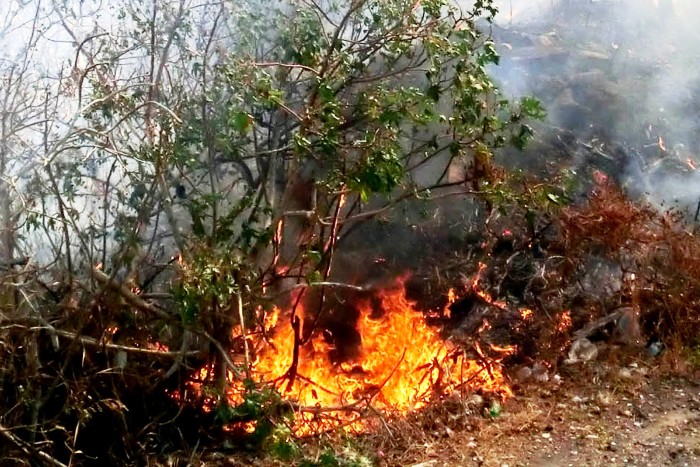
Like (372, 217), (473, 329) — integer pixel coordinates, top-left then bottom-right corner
(565, 338), (599, 364)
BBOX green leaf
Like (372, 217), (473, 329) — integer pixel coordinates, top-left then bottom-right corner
(307, 270), (323, 283)
(230, 111), (252, 133)
(307, 250), (322, 265)
(520, 96), (547, 120)
(511, 124), (534, 150)
(547, 193), (562, 204)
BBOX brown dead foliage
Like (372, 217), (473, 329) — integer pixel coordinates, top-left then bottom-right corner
(560, 179), (700, 346)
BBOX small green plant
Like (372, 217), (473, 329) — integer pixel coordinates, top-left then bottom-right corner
(300, 446), (375, 467)
(171, 244), (260, 329)
(268, 424), (301, 461)
(486, 400), (503, 418)
(689, 345), (700, 369)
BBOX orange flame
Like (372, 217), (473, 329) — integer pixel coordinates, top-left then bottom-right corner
(275, 219), (284, 243)
(477, 319), (492, 334)
(148, 341), (169, 352)
(444, 288), (457, 318)
(271, 219), (284, 272)
(556, 310), (572, 333)
(469, 263), (527, 316)
(470, 262), (501, 305)
(658, 136), (667, 152)
(488, 343), (517, 355)
(191, 280), (512, 435)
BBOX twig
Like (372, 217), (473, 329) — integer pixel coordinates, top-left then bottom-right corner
(0, 256), (29, 270)
(365, 349), (407, 406)
(164, 330), (194, 378)
(287, 373), (340, 397)
(301, 193), (347, 345)
(291, 402), (366, 414)
(235, 291), (251, 380)
(288, 349), (406, 418)
(201, 330), (244, 380)
(271, 281), (367, 300)
(40, 327), (200, 358)
(367, 404), (395, 440)
(0, 423), (69, 467)
(91, 268), (170, 320)
(252, 61), (319, 74)
(285, 312), (303, 391)
(69, 420), (79, 467)
(293, 281), (367, 291)
(573, 308), (626, 340)
(282, 289), (306, 390)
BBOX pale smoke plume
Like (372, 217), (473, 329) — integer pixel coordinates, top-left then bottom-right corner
(486, 0), (700, 216)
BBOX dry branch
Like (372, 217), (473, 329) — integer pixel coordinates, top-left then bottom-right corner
(0, 423), (68, 467)
(573, 308), (626, 340)
(0, 256), (29, 270)
(235, 291), (252, 380)
(91, 268), (170, 320)
(202, 330), (244, 380)
(45, 327), (200, 359)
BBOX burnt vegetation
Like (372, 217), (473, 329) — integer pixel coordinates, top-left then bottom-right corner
(1, 0), (700, 465)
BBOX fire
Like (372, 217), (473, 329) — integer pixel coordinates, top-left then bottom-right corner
(477, 319), (492, 334)
(520, 308), (533, 320)
(444, 288), (457, 318)
(556, 310), (572, 333)
(275, 219), (283, 243)
(470, 262), (505, 307)
(193, 280), (512, 435)
(271, 219), (284, 271)
(658, 136), (667, 151)
(148, 341), (169, 352)
(488, 343), (517, 355)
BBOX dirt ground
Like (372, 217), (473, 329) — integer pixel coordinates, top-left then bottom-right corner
(379, 362), (700, 467)
(206, 354), (699, 467)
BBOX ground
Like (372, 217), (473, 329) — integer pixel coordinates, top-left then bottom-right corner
(206, 354), (700, 467)
(376, 361), (700, 467)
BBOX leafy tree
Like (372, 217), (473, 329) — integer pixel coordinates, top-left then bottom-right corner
(171, 0), (541, 285)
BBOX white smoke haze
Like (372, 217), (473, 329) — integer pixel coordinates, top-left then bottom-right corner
(3, 0), (700, 271)
(486, 0), (700, 216)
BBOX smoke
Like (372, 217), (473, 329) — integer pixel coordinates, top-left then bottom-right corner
(487, 0), (700, 217)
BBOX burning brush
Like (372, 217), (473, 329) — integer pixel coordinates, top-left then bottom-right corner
(185, 278), (514, 436)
